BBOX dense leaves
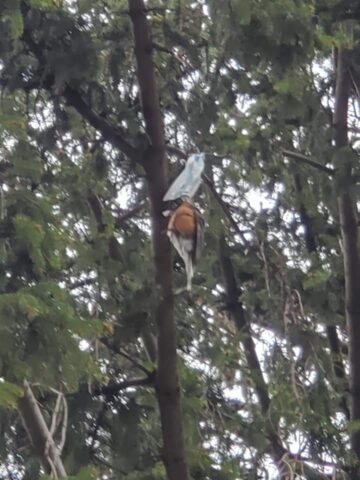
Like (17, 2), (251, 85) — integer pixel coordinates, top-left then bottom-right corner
(0, 0), (359, 479)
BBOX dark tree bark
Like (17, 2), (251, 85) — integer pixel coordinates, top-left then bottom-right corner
(334, 48), (360, 466)
(293, 172), (349, 418)
(19, 1), (189, 476)
(282, 149), (335, 175)
(218, 236), (340, 479)
(64, 86), (138, 161)
(128, 2), (190, 480)
(218, 239), (287, 469)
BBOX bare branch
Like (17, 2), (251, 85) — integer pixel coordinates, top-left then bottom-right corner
(114, 202), (147, 228)
(282, 149), (335, 175)
(203, 174), (248, 242)
(64, 86), (139, 162)
(87, 192), (124, 262)
(100, 337), (153, 377)
(94, 376), (154, 396)
(68, 278), (97, 290)
(17, 381), (67, 478)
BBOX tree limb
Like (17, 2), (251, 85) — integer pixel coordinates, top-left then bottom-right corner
(282, 149), (335, 175)
(114, 202), (147, 228)
(219, 236), (270, 412)
(17, 381), (67, 478)
(63, 86), (139, 162)
(87, 192), (124, 261)
(19, 1), (138, 163)
(218, 236), (289, 471)
(100, 338), (153, 377)
(293, 172), (349, 418)
(94, 376), (154, 397)
(203, 174), (248, 242)
(218, 237), (344, 479)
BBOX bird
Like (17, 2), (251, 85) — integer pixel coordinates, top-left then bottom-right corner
(165, 200), (205, 291)
(163, 153), (205, 202)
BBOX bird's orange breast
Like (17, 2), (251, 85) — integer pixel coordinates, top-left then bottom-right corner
(171, 202), (196, 237)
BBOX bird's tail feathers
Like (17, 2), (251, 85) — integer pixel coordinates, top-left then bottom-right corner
(183, 252), (194, 291)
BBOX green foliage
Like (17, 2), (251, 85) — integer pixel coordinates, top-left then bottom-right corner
(41, 466), (97, 480)
(303, 268), (331, 290)
(0, 0), (357, 479)
(0, 1), (23, 39)
(0, 381), (23, 408)
(32, 0), (57, 8)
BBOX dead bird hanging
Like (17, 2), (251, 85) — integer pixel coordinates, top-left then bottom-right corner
(163, 153), (206, 290)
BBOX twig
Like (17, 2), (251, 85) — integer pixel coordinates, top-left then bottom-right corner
(64, 86), (139, 162)
(94, 376), (154, 396)
(203, 174), (248, 242)
(49, 392), (63, 439)
(283, 296), (302, 404)
(115, 201), (147, 227)
(58, 395), (68, 454)
(100, 338), (153, 376)
(19, 1), (139, 164)
(258, 240), (271, 296)
(282, 149), (335, 175)
(87, 192), (124, 261)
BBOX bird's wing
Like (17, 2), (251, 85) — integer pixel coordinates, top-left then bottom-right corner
(193, 213), (205, 264)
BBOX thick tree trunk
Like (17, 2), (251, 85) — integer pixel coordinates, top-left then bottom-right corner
(128, 2), (190, 480)
(334, 48), (360, 464)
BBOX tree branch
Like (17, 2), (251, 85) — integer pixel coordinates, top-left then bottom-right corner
(17, 381), (67, 478)
(100, 338), (153, 377)
(203, 174), (248, 242)
(218, 236), (340, 478)
(63, 86), (139, 162)
(128, 2), (190, 479)
(68, 278), (97, 290)
(87, 192), (124, 261)
(293, 173), (318, 252)
(293, 172), (349, 418)
(94, 376), (154, 397)
(219, 237), (270, 412)
(326, 322), (350, 419)
(218, 237), (343, 479)
(19, 1), (138, 163)
(114, 202), (147, 228)
(282, 149), (335, 175)
(218, 237), (283, 467)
